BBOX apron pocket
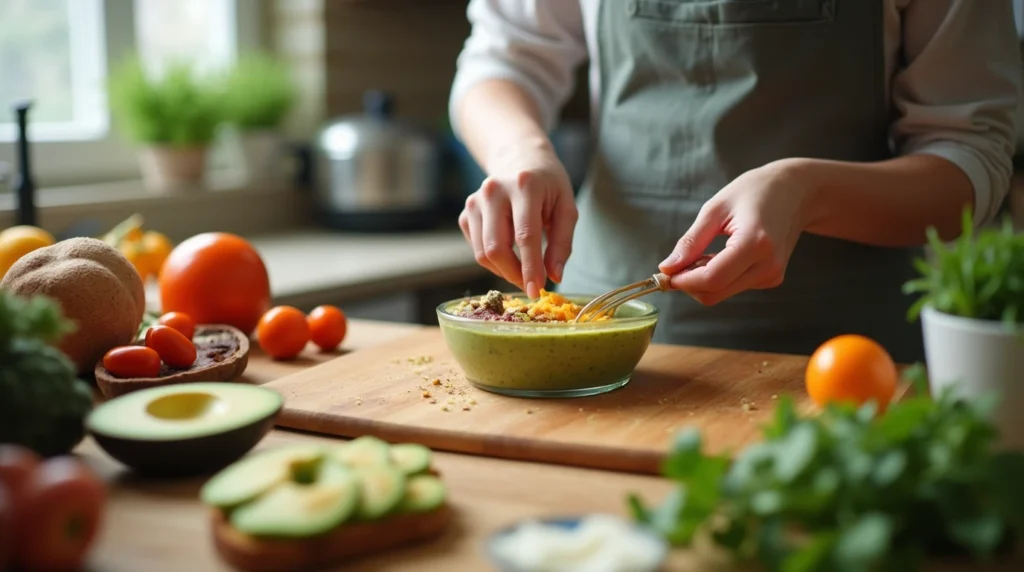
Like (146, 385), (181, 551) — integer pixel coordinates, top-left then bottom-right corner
(630, 0), (835, 26)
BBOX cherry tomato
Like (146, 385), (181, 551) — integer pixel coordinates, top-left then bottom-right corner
(307, 305), (347, 352)
(0, 484), (12, 571)
(102, 346), (161, 378)
(156, 311), (196, 340)
(16, 457), (106, 571)
(256, 306), (310, 360)
(145, 325), (197, 369)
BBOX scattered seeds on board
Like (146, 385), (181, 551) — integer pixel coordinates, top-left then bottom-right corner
(432, 378), (441, 386)
(469, 399), (477, 406)
(526, 409), (534, 415)
(771, 394), (779, 400)
(429, 399), (437, 404)
(421, 390), (431, 398)
(441, 405), (449, 412)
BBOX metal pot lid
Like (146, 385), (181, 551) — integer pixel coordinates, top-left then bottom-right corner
(316, 90), (428, 159)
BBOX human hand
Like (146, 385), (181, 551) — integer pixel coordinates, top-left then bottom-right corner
(458, 140), (578, 299)
(658, 159), (818, 305)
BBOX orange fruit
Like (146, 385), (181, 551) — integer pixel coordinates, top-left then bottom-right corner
(307, 305), (347, 352)
(158, 233), (271, 335)
(805, 334), (898, 412)
(0, 226), (55, 279)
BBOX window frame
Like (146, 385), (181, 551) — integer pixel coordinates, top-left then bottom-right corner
(0, 0), (265, 190)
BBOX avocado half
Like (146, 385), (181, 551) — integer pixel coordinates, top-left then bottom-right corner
(86, 382), (283, 477)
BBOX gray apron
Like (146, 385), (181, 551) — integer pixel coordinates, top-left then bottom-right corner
(558, 0), (925, 363)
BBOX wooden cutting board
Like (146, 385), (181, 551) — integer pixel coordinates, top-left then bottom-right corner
(264, 327), (814, 474)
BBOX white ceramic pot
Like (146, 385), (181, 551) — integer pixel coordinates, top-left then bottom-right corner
(921, 305), (1024, 450)
(137, 145), (208, 191)
(238, 129), (283, 184)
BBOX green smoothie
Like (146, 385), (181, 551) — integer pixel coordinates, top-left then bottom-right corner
(437, 296), (658, 397)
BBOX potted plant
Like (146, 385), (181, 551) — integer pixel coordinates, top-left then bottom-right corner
(221, 53), (297, 184)
(108, 57), (224, 191)
(903, 207), (1024, 449)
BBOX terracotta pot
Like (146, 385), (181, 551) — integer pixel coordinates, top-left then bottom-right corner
(237, 129), (283, 184)
(137, 145), (208, 191)
(921, 305), (1024, 450)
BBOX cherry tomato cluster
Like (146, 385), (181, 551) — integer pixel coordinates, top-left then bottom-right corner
(0, 444), (106, 571)
(102, 311), (198, 378)
(256, 304), (347, 360)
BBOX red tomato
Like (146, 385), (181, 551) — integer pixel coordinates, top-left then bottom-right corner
(16, 457), (106, 571)
(156, 311), (196, 340)
(158, 232), (271, 335)
(307, 305), (347, 352)
(256, 306), (310, 360)
(145, 325), (197, 369)
(102, 346), (161, 378)
(0, 484), (12, 571)
(0, 444), (41, 498)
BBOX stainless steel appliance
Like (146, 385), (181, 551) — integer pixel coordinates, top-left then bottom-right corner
(312, 90), (442, 231)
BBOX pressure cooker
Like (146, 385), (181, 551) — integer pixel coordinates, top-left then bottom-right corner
(311, 90), (442, 231)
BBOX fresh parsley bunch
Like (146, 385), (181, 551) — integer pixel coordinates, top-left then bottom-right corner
(903, 208), (1024, 326)
(629, 366), (1024, 572)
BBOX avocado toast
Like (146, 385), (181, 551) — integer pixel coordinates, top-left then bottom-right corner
(201, 436), (452, 571)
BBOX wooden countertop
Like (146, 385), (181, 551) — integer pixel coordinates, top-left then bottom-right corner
(74, 320), (692, 572)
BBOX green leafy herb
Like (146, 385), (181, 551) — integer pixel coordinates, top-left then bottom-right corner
(903, 207), (1024, 326)
(221, 52), (297, 130)
(108, 55), (225, 146)
(629, 367), (1024, 572)
(0, 290), (94, 457)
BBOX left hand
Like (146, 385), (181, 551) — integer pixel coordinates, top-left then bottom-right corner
(658, 159), (818, 306)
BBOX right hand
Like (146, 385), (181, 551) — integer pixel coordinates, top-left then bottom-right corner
(458, 140), (577, 299)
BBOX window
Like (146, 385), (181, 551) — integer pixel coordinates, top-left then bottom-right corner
(0, 0), (107, 142)
(0, 0), (260, 189)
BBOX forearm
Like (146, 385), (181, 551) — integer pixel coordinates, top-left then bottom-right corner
(792, 155), (976, 247)
(455, 78), (555, 173)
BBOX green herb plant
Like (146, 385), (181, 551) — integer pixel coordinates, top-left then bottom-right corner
(628, 365), (1024, 572)
(0, 289), (94, 457)
(903, 207), (1024, 326)
(221, 53), (296, 130)
(108, 56), (225, 146)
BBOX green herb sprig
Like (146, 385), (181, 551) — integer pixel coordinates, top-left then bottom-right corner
(628, 366), (1024, 572)
(903, 207), (1024, 326)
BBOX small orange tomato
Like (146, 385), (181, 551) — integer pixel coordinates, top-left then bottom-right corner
(257, 306), (311, 360)
(156, 311), (196, 340)
(805, 334), (898, 412)
(16, 457), (106, 571)
(307, 305), (347, 352)
(102, 346), (162, 378)
(145, 325), (197, 369)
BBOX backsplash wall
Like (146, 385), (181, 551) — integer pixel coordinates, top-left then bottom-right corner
(271, 0), (590, 138)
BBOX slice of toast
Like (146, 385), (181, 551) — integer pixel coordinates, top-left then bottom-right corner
(210, 504), (453, 571)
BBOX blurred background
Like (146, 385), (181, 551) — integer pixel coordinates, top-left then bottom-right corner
(0, 0), (1021, 324)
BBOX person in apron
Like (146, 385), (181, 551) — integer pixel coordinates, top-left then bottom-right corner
(450, 0), (1022, 364)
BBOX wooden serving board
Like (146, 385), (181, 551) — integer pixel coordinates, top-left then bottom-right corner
(264, 328), (814, 474)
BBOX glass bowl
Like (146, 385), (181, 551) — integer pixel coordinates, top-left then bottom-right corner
(436, 293), (659, 398)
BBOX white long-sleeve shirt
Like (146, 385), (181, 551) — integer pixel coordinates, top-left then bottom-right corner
(450, 0), (1024, 227)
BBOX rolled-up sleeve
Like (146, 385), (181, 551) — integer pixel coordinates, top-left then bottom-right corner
(449, 0), (588, 137)
(891, 0), (1024, 227)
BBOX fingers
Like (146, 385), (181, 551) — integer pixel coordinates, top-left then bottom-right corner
(659, 201), (725, 274)
(544, 195), (577, 284)
(462, 197), (500, 277)
(668, 233), (759, 294)
(478, 180), (524, 291)
(685, 260), (768, 306)
(512, 172), (546, 298)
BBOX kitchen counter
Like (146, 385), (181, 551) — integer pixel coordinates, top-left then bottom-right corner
(73, 319), (687, 572)
(144, 228), (491, 315)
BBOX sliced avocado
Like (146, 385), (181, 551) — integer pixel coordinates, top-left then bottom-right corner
(229, 455), (359, 538)
(389, 443), (432, 475)
(399, 474), (446, 513)
(201, 444), (326, 508)
(334, 435), (390, 468)
(353, 465), (407, 520)
(86, 382), (283, 477)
